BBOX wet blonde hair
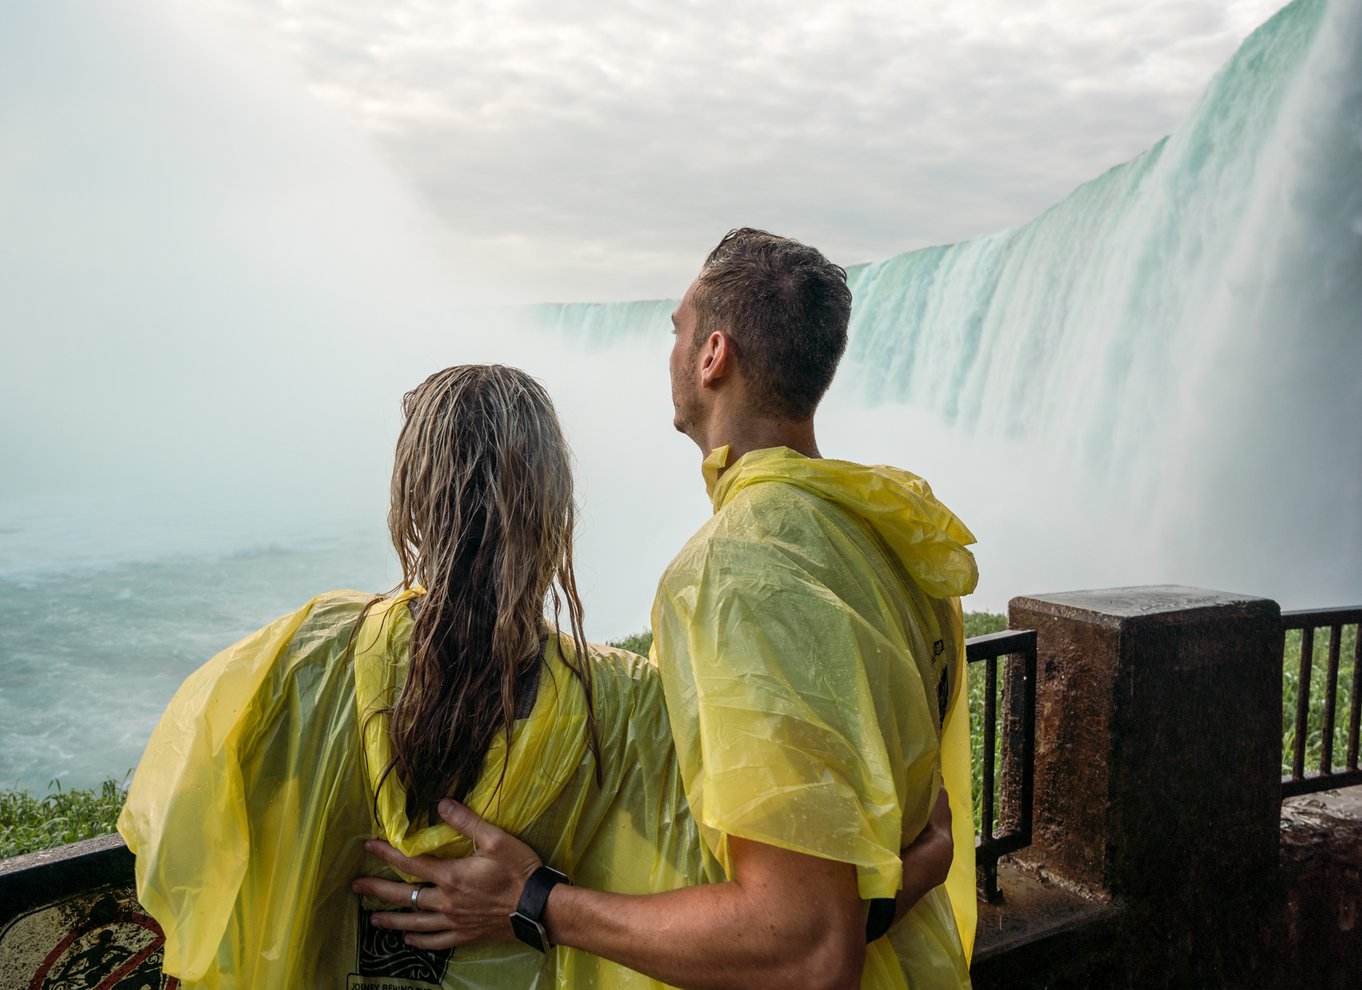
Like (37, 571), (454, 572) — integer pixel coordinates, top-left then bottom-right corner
(383, 364), (597, 819)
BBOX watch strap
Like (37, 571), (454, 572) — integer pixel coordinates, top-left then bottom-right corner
(865, 897), (895, 942)
(512, 865), (570, 950)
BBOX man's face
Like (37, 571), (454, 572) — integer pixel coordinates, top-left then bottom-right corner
(669, 278), (703, 440)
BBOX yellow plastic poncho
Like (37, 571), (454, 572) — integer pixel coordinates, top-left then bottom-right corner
(118, 590), (722, 989)
(651, 445), (979, 989)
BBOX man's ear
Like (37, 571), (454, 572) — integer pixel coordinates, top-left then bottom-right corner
(699, 331), (734, 388)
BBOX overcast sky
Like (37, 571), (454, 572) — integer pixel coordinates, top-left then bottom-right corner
(209, 0), (1287, 302)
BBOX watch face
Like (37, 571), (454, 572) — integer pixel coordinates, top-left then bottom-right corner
(510, 911), (548, 952)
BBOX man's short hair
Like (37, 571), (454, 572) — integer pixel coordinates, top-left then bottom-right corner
(692, 227), (852, 420)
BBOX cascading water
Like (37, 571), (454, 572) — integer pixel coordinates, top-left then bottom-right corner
(529, 0), (1362, 612)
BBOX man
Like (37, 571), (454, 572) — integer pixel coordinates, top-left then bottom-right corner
(357, 229), (978, 988)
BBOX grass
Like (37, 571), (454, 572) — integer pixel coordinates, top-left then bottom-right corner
(962, 614), (1008, 832)
(605, 630), (655, 657)
(4, 614), (1355, 858)
(1, 778), (129, 859)
(1281, 623), (1358, 777)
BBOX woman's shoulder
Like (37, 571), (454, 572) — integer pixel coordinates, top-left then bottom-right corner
(297, 588), (384, 624)
(284, 589), (390, 647)
(583, 639), (656, 676)
(571, 641), (674, 768)
(236, 590), (390, 684)
(579, 640), (664, 708)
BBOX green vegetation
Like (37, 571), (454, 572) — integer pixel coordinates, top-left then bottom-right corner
(2, 613), (1354, 858)
(1, 778), (128, 859)
(605, 630), (655, 656)
(962, 614), (1008, 832)
(963, 612), (1009, 640)
(1281, 623), (1358, 777)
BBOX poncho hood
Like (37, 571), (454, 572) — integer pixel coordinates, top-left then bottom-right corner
(704, 444), (978, 599)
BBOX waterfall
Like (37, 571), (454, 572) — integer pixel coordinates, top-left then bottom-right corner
(525, 0), (1362, 610)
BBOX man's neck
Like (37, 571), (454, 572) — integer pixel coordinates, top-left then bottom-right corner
(697, 412), (820, 471)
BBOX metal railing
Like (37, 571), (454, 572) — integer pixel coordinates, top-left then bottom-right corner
(1282, 607), (1362, 798)
(965, 628), (1037, 901)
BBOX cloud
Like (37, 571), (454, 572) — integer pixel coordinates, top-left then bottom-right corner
(157, 1), (1291, 299)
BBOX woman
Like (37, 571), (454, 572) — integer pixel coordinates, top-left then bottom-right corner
(118, 365), (954, 989)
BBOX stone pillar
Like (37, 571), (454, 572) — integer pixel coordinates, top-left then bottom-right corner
(1006, 586), (1283, 981)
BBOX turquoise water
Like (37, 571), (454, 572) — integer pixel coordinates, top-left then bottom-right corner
(0, 516), (394, 791)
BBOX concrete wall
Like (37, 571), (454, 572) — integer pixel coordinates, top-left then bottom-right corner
(971, 586), (1360, 989)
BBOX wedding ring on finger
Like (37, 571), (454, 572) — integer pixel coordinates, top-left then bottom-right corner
(410, 885), (424, 909)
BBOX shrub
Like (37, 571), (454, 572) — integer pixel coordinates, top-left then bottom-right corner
(1, 778), (128, 859)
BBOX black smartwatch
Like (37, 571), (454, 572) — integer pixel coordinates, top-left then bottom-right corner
(510, 865), (570, 952)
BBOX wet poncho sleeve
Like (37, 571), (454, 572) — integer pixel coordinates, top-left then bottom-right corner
(116, 592), (376, 985)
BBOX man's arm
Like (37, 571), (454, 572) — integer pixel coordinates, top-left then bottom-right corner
(894, 789), (953, 923)
(543, 835), (864, 990)
(354, 799), (866, 990)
